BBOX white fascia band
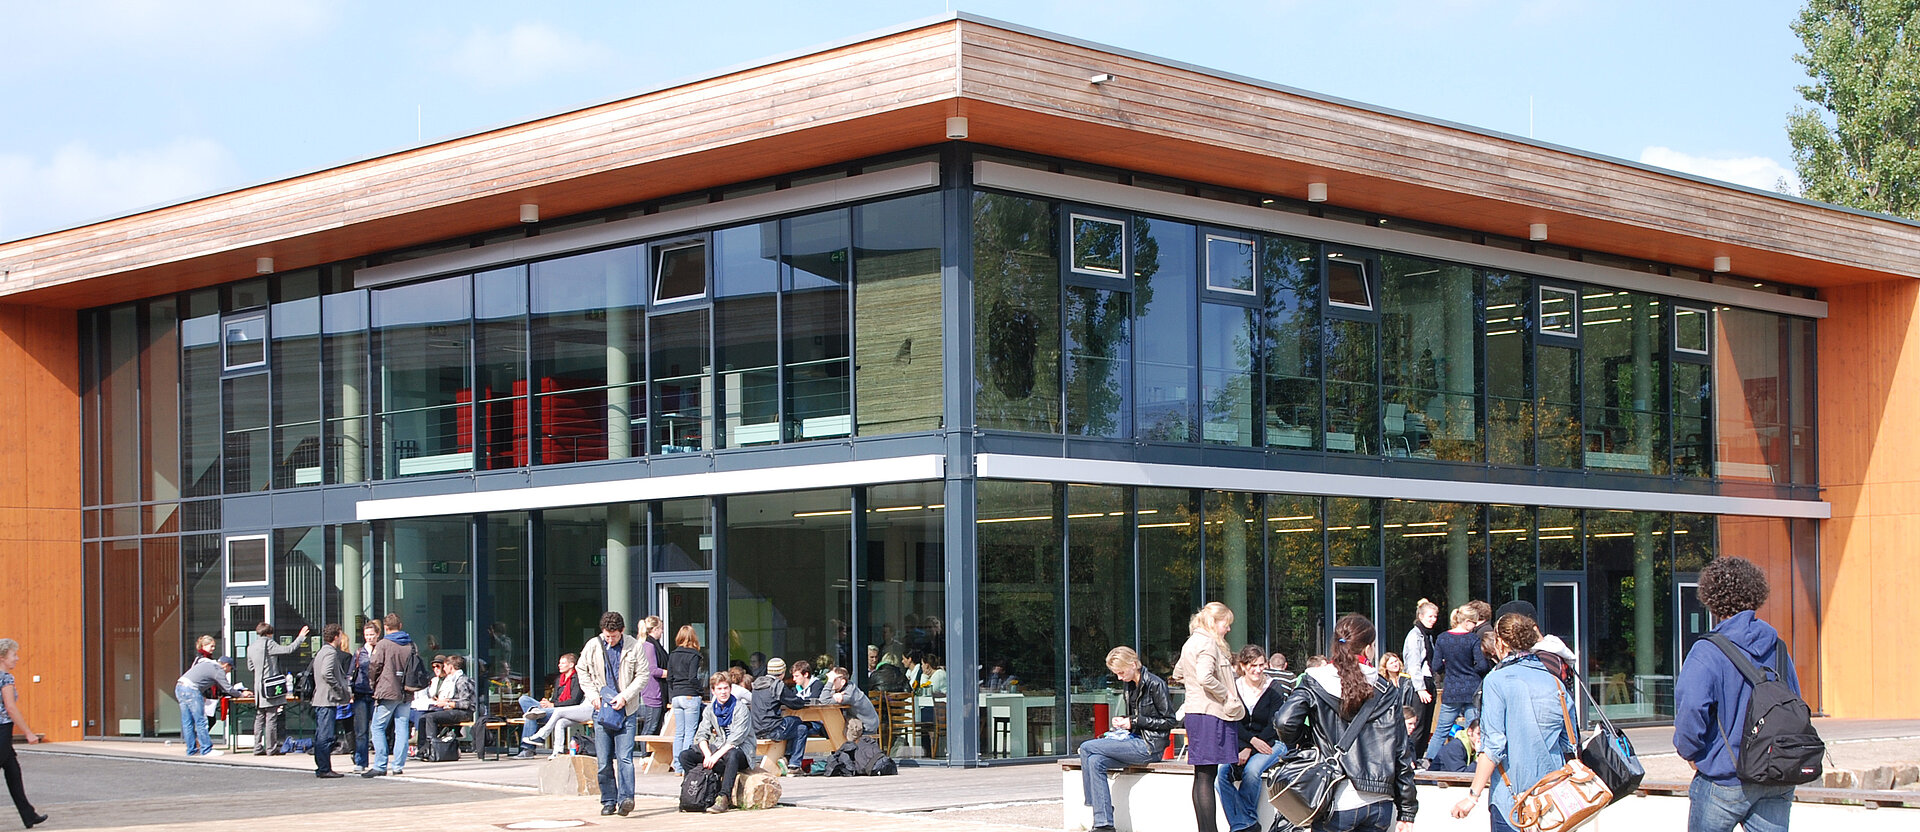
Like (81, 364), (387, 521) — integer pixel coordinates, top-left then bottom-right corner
(356, 455), (946, 521)
(974, 454), (1829, 519)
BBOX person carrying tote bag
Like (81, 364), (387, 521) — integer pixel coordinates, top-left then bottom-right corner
(1269, 614), (1418, 832)
(1451, 613), (1610, 832)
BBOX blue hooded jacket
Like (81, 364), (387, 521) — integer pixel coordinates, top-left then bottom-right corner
(1671, 610), (1799, 786)
(385, 629), (413, 647)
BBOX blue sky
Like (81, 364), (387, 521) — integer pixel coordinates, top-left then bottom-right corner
(0, 1), (1813, 242)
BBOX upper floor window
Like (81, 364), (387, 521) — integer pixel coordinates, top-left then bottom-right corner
(224, 315), (267, 370)
(1070, 214), (1126, 277)
(1205, 234), (1256, 296)
(1325, 253), (1372, 310)
(653, 240), (708, 303)
(1538, 285), (1579, 337)
(1673, 305), (1710, 355)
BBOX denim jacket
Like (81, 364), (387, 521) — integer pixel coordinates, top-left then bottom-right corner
(1479, 653), (1575, 818)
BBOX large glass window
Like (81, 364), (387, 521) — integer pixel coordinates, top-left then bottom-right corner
(379, 517), (472, 655)
(375, 275), (474, 478)
(142, 299), (181, 501)
(1066, 484), (1129, 752)
(101, 305), (139, 504)
(272, 526), (326, 635)
(323, 291), (370, 484)
(1787, 317), (1816, 485)
(1200, 304), (1255, 445)
(863, 482), (945, 742)
(853, 192), (943, 435)
(1536, 344), (1582, 468)
(543, 505), (625, 671)
(1582, 290), (1664, 473)
(271, 295), (321, 487)
(474, 266), (529, 469)
(529, 247), (645, 464)
(711, 224), (782, 448)
(1587, 510), (1674, 719)
(1204, 491), (1264, 648)
(783, 210), (852, 441)
(973, 194), (1060, 432)
(1484, 272), (1532, 465)
(1261, 235), (1321, 450)
(1064, 286), (1131, 437)
(726, 489), (852, 674)
(1381, 256), (1478, 460)
(222, 372), (269, 492)
(103, 540), (140, 736)
(141, 536), (181, 736)
(653, 498), (713, 572)
(1267, 495), (1324, 663)
(1138, 487), (1199, 682)
(1324, 319), (1376, 454)
(976, 480), (1063, 759)
(480, 512), (530, 692)
(1134, 218), (1197, 442)
(1383, 500), (1483, 638)
(650, 309), (711, 453)
(1714, 307), (1782, 483)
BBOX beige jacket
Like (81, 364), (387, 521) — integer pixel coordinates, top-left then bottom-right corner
(1172, 632), (1245, 721)
(576, 633), (650, 716)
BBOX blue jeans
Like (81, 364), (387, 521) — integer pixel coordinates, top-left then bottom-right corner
(1317, 798), (1394, 832)
(177, 685), (211, 755)
(350, 695), (373, 767)
(1489, 805), (1519, 832)
(594, 716), (637, 806)
(312, 704), (337, 774)
(1078, 735), (1157, 828)
(371, 699), (412, 774)
(518, 695), (546, 744)
(773, 715), (809, 768)
(1687, 774), (1793, 832)
(670, 696), (702, 773)
(1424, 701), (1479, 761)
(1216, 743), (1287, 830)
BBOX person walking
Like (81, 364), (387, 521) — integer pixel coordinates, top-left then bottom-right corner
(679, 672), (756, 814)
(246, 621), (309, 756)
(1673, 556), (1801, 832)
(515, 653), (588, 757)
(349, 621), (380, 773)
(1423, 605), (1491, 767)
(1400, 599), (1440, 756)
(309, 623), (351, 778)
(665, 625), (706, 774)
(1172, 602), (1246, 832)
(1077, 646), (1173, 832)
(365, 613), (418, 777)
(1216, 644), (1289, 832)
(176, 634), (239, 757)
(0, 639), (47, 828)
(1448, 613), (1574, 832)
(577, 611), (649, 817)
(1273, 614), (1417, 832)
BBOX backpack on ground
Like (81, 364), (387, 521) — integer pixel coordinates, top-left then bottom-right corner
(846, 736), (896, 776)
(679, 765), (724, 811)
(1702, 634), (1825, 786)
(402, 645), (433, 692)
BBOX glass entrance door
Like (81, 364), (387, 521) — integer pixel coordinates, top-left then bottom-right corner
(1538, 571), (1585, 717)
(1329, 572), (1381, 634)
(656, 581), (710, 659)
(222, 600), (267, 748)
(1675, 578), (1715, 668)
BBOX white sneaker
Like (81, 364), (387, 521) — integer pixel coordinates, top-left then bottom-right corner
(203, 750), (225, 757)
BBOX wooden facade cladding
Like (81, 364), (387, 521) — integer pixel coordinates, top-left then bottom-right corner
(3, 14), (1919, 308)
(0, 306), (82, 740)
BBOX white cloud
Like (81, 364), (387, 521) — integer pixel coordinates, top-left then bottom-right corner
(6, 1), (335, 73)
(0, 139), (241, 241)
(1638, 147), (1800, 194)
(439, 23), (616, 88)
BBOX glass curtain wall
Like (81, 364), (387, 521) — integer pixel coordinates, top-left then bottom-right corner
(1065, 484), (1130, 752)
(1582, 290), (1664, 473)
(271, 289), (322, 488)
(1134, 219), (1198, 442)
(474, 267), (529, 470)
(853, 192), (944, 435)
(783, 210), (853, 441)
(862, 483), (946, 756)
(1261, 235), (1321, 449)
(973, 193), (1060, 432)
(1484, 273), (1532, 465)
(542, 505), (624, 671)
(715, 224), (782, 448)
(976, 481), (1063, 759)
(379, 518), (473, 656)
(726, 490), (853, 672)
(1380, 257), (1478, 460)
(375, 275), (474, 478)
(323, 290), (371, 484)
(529, 248), (645, 464)
(1715, 307), (1785, 483)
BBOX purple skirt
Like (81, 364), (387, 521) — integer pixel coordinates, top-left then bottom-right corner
(1182, 713), (1239, 765)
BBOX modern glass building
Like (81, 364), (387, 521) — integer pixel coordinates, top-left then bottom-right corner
(3, 16), (1908, 758)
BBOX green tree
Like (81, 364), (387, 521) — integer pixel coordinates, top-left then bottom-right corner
(1788, 0), (1920, 216)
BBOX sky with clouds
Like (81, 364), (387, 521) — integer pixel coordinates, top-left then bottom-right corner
(0, 0), (1815, 242)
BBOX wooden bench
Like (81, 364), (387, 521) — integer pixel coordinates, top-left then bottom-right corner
(455, 717), (522, 761)
(637, 710), (676, 774)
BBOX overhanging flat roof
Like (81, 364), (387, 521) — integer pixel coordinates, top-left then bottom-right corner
(3, 14), (1915, 309)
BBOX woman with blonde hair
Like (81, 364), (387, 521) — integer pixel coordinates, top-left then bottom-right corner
(0, 639), (46, 828)
(1173, 602), (1244, 832)
(175, 634), (239, 757)
(1401, 598), (1440, 755)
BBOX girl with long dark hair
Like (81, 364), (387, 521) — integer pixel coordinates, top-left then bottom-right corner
(1273, 614), (1417, 832)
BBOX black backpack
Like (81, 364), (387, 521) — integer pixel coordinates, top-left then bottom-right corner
(678, 765), (724, 811)
(1703, 634), (1825, 786)
(402, 645), (432, 692)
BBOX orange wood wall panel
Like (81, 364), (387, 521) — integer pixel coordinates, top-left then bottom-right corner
(1818, 281), (1920, 718)
(0, 305), (81, 741)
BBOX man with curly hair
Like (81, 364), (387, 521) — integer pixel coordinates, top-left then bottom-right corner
(1673, 556), (1799, 832)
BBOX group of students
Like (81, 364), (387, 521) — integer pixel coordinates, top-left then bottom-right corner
(1078, 555), (1807, 832)
(519, 610), (890, 817)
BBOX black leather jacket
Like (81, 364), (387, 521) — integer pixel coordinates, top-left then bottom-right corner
(1273, 672), (1418, 822)
(1125, 669), (1178, 754)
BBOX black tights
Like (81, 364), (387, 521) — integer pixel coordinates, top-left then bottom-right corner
(0, 731), (37, 823)
(1191, 762), (1219, 832)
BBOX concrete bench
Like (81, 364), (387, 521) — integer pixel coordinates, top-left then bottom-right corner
(1061, 758), (1259, 831)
